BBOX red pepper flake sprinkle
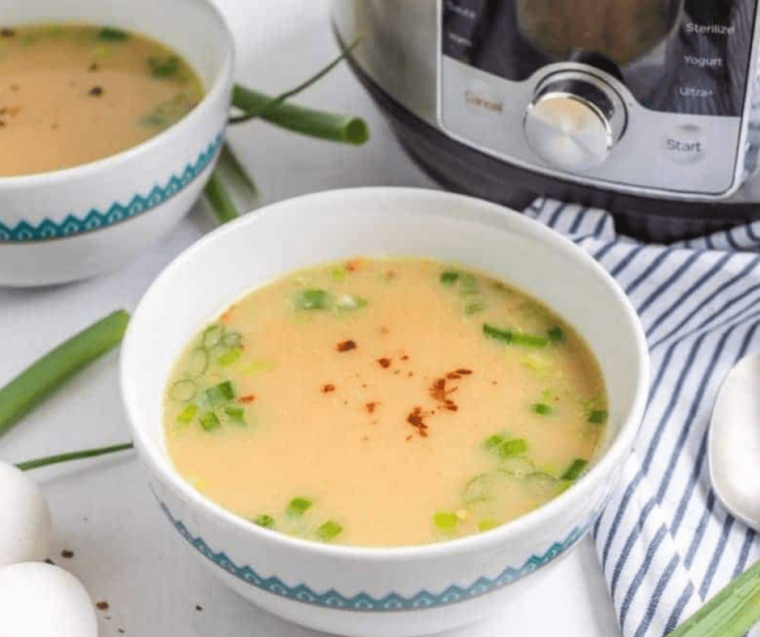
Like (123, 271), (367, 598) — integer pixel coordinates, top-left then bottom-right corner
(377, 357), (391, 369)
(456, 369), (472, 375)
(89, 86), (104, 97)
(61, 549), (74, 559)
(337, 340), (357, 352)
(400, 355), (409, 361)
(89, 63), (99, 72)
(96, 601), (110, 611)
(407, 407), (429, 437)
(322, 384), (335, 393)
(238, 394), (256, 403)
(366, 402), (378, 413)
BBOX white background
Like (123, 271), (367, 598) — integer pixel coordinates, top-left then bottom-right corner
(0, 1), (622, 635)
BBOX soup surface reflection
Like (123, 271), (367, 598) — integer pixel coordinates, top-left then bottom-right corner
(164, 258), (608, 547)
(0, 24), (203, 176)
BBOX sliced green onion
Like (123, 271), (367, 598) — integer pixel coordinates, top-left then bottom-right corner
(202, 324), (225, 349)
(253, 514), (275, 528)
(0, 310), (130, 442)
(483, 323), (513, 343)
(463, 473), (496, 504)
(500, 457), (536, 478)
(218, 348), (243, 367)
(434, 512), (459, 530)
(241, 360), (276, 376)
(222, 332), (243, 349)
(499, 438), (528, 457)
(287, 497), (313, 516)
(512, 333), (549, 347)
(16, 442), (134, 472)
(477, 519), (500, 532)
(199, 411), (221, 431)
(223, 405), (246, 425)
(335, 294), (368, 311)
(185, 348), (209, 378)
(561, 458), (588, 481)
(484, 433), (506, 449)
(317, 520), (344, 541)
(440, 271), (459, 285)
(177, 404), (198, 424)
(460, 274), (478, 295)
(169, 379), (196, 402)
(296, 289), (331, 310)
(531, 403), (552, 416)
(524, 472), (559, 494)
(330, 266), (348, 281)
(588, 410), (608, 424)
(99, 27), (129, 41)
(148, 55), (180, 78)
(547, 327), (563, 341)
(205, 381), (235, 406)
(464, 302), (485, 315)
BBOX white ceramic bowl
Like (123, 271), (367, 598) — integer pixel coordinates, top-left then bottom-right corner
(121, 188), (649, 637)
(0, 0), (233, 287)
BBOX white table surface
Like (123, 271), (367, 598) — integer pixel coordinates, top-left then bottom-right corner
(0, 1), (622, 635)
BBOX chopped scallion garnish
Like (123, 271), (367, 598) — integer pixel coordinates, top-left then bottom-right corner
(433, 512), (459, 530)
(177, 404), (198, 424)
(547, 327), (563, 341)
(205, 381), (235, 405)
(335, 294), (368, 311)
(317, 520), (344, 541)
(253, 514), (275, 528)
(218, 348), (243, 367)
(499, 438), (528, 457)
(169, 379), (196, 402)
(561, 458), (588, 481)
(148, 55), (180, 78)
(222, 332), (243, 349)
(202, 324), (224, 349)
(461, 274), (478, 295)
(223, 405), (246, 425)
(440, 271), (459, 285)
(484, 433), (505, 449)
(99, 27), (129, 41)
(296, 289), (331, 310)
(512, 333), (549, 347)
(185, 348), (209, 378)
(477, 519), (500, 532)
(483, 324), (547, 347)
(531, 403), (552, 416)
(199, 411), (221, 432)
(464, 302), (485, 315)
(287, 497), (313, 516)
(588, 410), (608, 424)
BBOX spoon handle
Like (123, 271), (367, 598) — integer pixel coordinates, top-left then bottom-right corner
(667, 557), (760, 637)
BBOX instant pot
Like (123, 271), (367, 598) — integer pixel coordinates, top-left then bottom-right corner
(332, 0), (760, 242)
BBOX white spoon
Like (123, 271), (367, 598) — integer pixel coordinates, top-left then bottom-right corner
(664, 352), (760, 637)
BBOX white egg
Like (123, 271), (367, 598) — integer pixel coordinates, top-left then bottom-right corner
(0, 563), (98, 637)
(0, 461), (53, 568)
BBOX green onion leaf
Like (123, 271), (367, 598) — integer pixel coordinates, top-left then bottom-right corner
(561, 458), (588, 481)
(218, 348), (243, 367)
(204, 170), (240, 225)
(223, 405), (246, 425)
(317, 520), (344, 541)
(335, 294), (368, 311)
(205, 381), (235, 406)
(296, 289), (331, 310)
(588, 410), (608, 424)
(287, 497), (313, 516)
(0, 310), (130, 442)
(169, 379), (196, 402)
(483, 323), (513, 343)
(512, 333), (549, 347)
(484, 433), (506, 449)
(499, 438), (528, 457)
(16, 443), (134, 472)
(185, 348), (209, 378)
(202, 324), (224, 349)
(547, 327), (563, 341)
(464, 302), (485, 315)
(434, 512), (459, 530)
(440, 271), (459, 285)
(330, 266), (348, 281)
(253, 514), (275, 528)
(477, 519), (500, 532)
(222, 332), (243, 349)
(177, 404), (198, 424)
(148, 55), (180, 78)
(531, 403), (552, 416)
(199, 411), (221, 432)
(99, 27), (129, 41)
(460, 274), (478, 295)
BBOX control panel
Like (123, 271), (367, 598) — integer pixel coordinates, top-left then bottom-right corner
(438, 0), (759, 196)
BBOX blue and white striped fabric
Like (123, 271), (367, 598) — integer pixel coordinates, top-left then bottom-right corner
(523, 198), (760, 637)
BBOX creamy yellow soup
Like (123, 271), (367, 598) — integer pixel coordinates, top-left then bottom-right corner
(0, 24), (203, 176)
(164, 258), (607, 547)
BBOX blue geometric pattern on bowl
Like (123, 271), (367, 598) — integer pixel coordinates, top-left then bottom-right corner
(0, 134), (223, 242)
(160, 501), (589, 612)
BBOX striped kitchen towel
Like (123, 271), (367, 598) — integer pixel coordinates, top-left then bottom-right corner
(524, 198), (760, 637)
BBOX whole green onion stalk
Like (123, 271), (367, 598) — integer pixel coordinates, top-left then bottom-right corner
(204, 40), (368, 225)
(16, 443), (134, 472)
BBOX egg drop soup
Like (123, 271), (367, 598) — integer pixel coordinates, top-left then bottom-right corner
(0, 24), (203, 176)
(164, 258), (608, 547)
